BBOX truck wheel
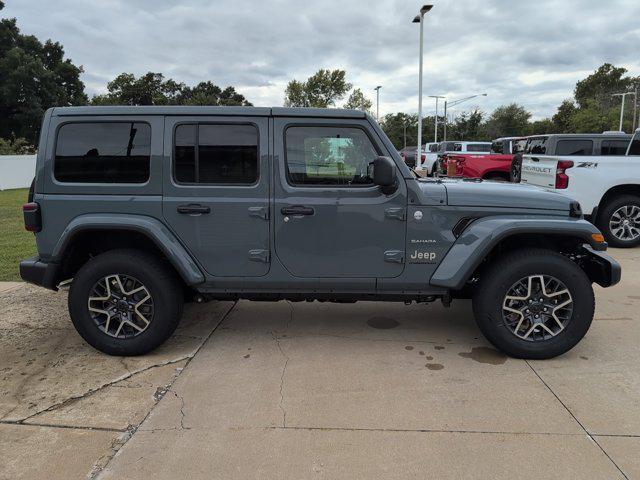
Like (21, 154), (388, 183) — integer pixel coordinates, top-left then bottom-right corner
(68, 249), (184, 356)
(597, 195), (640, 248)
(510, 157), (522, 182)
(472, 249), (594, 359)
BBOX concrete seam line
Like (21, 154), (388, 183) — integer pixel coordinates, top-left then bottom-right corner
(252, 426), (594, 436)
(0, 419), (123, 433)
(88, 300), (238, 479)
(525, 361), (629, 480)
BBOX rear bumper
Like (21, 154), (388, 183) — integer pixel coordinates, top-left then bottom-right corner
(582, 245), (621, 288)
(19, 257), (60, 291)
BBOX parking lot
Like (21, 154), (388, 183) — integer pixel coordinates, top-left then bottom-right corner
(0, 248), (637, 479)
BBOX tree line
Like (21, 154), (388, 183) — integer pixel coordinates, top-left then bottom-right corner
(1, 1), (638, 153)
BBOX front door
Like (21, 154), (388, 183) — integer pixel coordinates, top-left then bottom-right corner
(162, 115), (270, 277)
(273, 118), (407, 278)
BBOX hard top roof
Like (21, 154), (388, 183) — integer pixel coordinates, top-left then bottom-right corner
(50, 105), (368, 119)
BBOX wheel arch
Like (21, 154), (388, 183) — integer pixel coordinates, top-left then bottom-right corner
(430, 216), (610, 291)
(53, 214), (205, 286)
(595, 184), (640, 218)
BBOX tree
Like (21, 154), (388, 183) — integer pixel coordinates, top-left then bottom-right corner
(0, 2), (87, 144)
(529, 119), (556, 135)
(284, 69), (352, 108)
(484, 103), (531, 138)
(552, 100), (577, 132)
(178, 81), (252, 106)
(91, 73), (251, 106)
(574, 63), (634, 109)
(448, 109), (485, 140)
(344, 88), (373, 113)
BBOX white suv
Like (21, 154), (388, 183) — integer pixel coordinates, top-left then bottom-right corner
(521, 129), (640, 247)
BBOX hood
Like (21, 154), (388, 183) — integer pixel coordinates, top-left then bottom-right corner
(420, 178), (573, 211)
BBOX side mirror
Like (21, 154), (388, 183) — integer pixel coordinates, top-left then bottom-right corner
(370, 156), (398, 194)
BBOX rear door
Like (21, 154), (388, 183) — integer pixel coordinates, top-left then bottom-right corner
(162, 115), (270, 277)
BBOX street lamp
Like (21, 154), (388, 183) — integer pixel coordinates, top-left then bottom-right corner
(612, 91), (636, 132)
(428, 95), (445, 143)
(374, 85), (382, 120)
(443, 93), (487, 142)
(413, 4), (433, 161)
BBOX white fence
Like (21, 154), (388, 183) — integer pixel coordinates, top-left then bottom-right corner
(0, 155), (37, 190)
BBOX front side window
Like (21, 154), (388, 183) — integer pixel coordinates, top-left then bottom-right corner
(174, 124), (258, 184)
(555, 139), (593, 156)
(491, 141), (504, 154)
(55, 122), (151, 183)
(285, 126), (378, 186)
(601, 139), (630, 156)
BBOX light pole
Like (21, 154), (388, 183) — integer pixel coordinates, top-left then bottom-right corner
(374, 85), (382, 120)
(612, 92), (636, 132)
(403, 120), (407, 149)
(429, 95), (445, 143)
(443, 93), (487, 142)
(413, 5), (433, 160)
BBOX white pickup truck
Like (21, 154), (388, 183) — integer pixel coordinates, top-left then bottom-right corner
(521, 128), (640, 247)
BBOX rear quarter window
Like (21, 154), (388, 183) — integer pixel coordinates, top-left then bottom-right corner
(555, 139), (593, 156)
(54, 122), (151, 183)
(601, 139), (630, 156)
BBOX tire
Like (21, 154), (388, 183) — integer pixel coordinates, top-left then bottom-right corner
(472, 248), (594, 359)
(510, 155), (522, 183)
(68, 249), (184, 356)
(596, 195), (640, 248)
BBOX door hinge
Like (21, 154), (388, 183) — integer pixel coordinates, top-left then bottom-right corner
(248, 206), (269, 220)
(384, 250), (404, 264)
(385, 207), (406, 221)
(248, 249), (270, 263)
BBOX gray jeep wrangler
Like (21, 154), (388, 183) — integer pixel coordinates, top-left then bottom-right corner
(20, 106), (620, 359)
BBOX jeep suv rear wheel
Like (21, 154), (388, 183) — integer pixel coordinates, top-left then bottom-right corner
(69, 249), (183, 356)
(472, 248), (594, 359)
(597, 194), (640, 248)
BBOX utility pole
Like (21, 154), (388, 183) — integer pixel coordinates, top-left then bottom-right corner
(428, 95), (445, 143)
(612, 91), (636, 132)
(413, 5), (433, 160)
(403, 121), (407, 149)
(374, 86), (382, 121)
(634, 85), (639, 132)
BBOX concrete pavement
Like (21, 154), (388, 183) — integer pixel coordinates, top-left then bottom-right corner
(1, 249), (639, 479)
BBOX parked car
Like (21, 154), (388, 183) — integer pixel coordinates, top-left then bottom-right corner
(415, 142), (439, 175)
(445, 136), (527, 181)
(399, 145), (418, 168)
(521, 128), (639, 247)
(511, 132), (631, 182)
(436, 141), (492, 175)
(20, 106), (619, 359)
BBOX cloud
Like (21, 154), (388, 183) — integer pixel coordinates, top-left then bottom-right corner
(3, 0), (639, 118)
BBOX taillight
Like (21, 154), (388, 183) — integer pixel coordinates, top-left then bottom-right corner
(555, 160), (574, 189)
(23, 202), (42, 232)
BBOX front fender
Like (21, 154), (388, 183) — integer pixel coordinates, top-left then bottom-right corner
(430, 216), (604, 290)
(52, 213), (205, 285)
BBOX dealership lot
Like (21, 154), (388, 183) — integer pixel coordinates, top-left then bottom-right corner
(0, 248), (638, 479)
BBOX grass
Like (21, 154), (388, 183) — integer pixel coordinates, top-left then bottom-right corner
(0, 188), (36, 281)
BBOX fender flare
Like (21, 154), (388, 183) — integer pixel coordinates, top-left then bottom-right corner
(52, 213), (205, 285)
(430, 216), (604, 290)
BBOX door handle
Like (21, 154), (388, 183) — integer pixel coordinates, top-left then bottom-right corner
(281, 205), (315, 216)
(177, 204), (211, 215)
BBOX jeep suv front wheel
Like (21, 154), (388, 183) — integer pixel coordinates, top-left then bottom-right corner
(69, 249), (184, 356)
(472, 249), (594, 359)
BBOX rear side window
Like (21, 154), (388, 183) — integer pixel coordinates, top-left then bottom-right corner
(555, 139), (593, 156)
(284, 126), (378, 186)
(629, 136), (640, 155)
(526, 137), (548, 154)
(601, 139), (630, 156)
(467, 144), (491, 152)
(55, 122), (151, 183)
(491, 141), (503, 154)
(174, 124), (258, 185)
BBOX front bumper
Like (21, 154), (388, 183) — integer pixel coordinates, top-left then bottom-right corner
(19, 257), (60, 291)
(581, 245), (621, 287)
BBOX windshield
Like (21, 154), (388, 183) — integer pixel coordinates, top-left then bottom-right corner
(467, 144), (491, 152)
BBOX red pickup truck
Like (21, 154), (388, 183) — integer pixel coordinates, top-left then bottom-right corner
(445, 137), (527, 181)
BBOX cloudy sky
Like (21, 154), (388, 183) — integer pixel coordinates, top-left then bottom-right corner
(4, 0), (640, 119)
